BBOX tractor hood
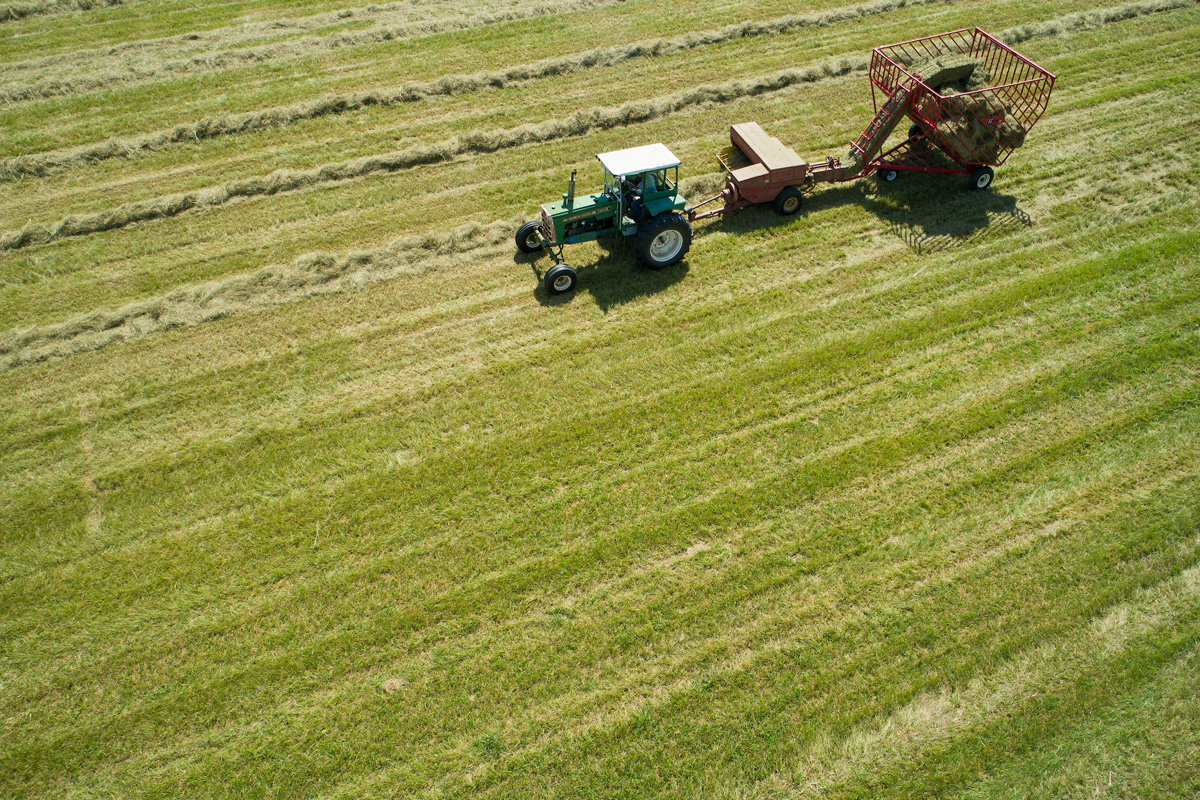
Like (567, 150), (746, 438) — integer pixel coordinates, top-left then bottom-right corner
(541, 192), (616, 220)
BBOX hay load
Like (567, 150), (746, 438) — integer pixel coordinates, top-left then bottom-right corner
(903, 54), (1030, 166)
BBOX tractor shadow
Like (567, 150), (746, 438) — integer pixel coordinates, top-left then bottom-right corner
(517, 239), (689, 312)
(704, 173), (1031, 255)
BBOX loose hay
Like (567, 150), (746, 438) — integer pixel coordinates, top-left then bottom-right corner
(0, 0), (624, 105)
(0, 0), (117, 22)
(0, 166), (737, 367)
(0, 217), (526, 369)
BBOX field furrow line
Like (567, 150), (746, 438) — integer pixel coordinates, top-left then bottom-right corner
(3, 0), (1190, 181)
(0, 0), (625, 105)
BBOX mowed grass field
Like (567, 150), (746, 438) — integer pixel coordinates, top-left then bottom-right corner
(2, 0), (1199, 795)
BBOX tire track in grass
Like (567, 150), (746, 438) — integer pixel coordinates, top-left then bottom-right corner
(7, 307), (1190, 796)
(30, 388), (1197, 799)
(0, 0), (1190, 253)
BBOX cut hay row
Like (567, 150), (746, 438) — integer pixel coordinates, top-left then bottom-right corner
(1002, 0), (1197, 42)
(0, 219), (519, 369)
(0, 0), (948, 178)
(0, 174), (734, 368)
(0, 0), (545, 77)
(0, 59), (865, 252)
(2, 0), (1189, 183)
(0, 0), (625, 105)
(0, 0), (118, 22)
(5, 18), (1191, 332)
(0, 0), (1188, 252)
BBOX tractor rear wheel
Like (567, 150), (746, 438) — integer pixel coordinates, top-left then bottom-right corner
(773, 186), (804, 216)
(968, 166), (994, 191)
(544, 264), (578, 295)
(516, 221), (544, 253)
(634, 213), (692, 270)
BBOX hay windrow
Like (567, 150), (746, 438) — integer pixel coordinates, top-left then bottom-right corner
(0, 0), (118, 22)
(0, 58), (867, 251)
(4, 0), (1193, 183)
(999, 0), (1197, 45)
(0, 218), (526, 369)
(0, 0), (947, 180)
(0, 0), (625, 105)
(1, 0), (1189, 251)
(0, 167), (730, 367)
(0, 0), (546, 78)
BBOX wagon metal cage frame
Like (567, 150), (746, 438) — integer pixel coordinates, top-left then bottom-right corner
(869, 27), (1056, 173)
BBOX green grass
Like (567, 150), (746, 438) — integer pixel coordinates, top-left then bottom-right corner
(1, 0), (1199, 797)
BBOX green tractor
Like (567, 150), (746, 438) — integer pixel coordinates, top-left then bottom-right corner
(516, 143), (692, 295)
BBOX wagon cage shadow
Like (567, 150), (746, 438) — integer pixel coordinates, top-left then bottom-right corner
(836, 175), (1032, 255)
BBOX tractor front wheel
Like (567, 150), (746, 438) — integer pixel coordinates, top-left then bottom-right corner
(634, 213), (692, 270)
(773, 186), (804, 216)
(544, 264), (578, 295)
(968, 166), (994, 191)
(516, 221), (544, 253)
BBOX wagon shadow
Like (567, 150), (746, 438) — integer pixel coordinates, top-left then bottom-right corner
(517, 242), (689, 312)
(705, 175), (1032, 255)
(820, 176), (1032, 254)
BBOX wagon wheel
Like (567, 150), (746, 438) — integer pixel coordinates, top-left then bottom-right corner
(878, 168), (899, 184)
(773, 186), (804, 216)
(968, 166), (995, 191)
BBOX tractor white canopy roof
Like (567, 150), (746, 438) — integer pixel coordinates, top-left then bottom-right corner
(596, 143), (680, 177)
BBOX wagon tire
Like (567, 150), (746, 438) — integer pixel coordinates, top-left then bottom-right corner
(773, 186), (804, 216)
(544, 264), (578, 295)
(968, 166), (994, 191)
(516, 221), (544, 253)
(878, 168), (899, 184)
(634, 212), (691, 270)
(908, 123), (923, 139)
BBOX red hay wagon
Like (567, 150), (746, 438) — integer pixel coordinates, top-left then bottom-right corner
(688, 27), (1056, 221)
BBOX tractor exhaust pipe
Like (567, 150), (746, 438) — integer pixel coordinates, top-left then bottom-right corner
(566, 170), (576, 208)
